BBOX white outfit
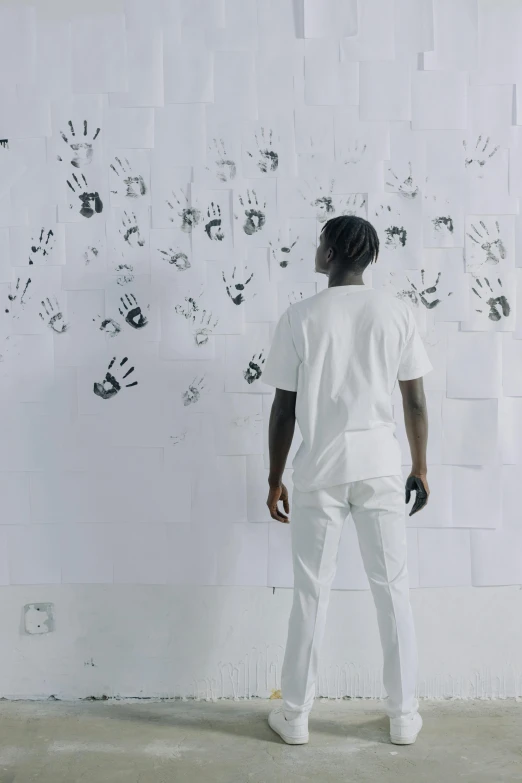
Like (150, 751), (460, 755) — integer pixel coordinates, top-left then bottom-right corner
(262, 284), (432, 720)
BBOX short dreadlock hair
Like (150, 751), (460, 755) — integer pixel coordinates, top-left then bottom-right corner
(320, 215), (379, 271)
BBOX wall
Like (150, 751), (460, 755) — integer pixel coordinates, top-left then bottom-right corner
(1, 0), (522, 700)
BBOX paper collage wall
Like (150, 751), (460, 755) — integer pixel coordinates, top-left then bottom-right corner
(1, 0), (522, 591)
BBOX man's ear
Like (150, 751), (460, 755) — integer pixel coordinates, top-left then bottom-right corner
(325, 246), (334, 264)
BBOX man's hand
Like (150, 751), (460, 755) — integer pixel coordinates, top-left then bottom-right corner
(405, 473), (429, 516)
(267, 483), (290, 523)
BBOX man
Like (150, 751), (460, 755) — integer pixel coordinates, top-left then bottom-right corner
(261, 215), (432, 746)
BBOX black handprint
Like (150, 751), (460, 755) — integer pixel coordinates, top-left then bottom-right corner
(29, 228), (55, 265)
(246, 127), (279, 173)
(269, 237), (299, 268)
(182, 376), (205, 406)
(463, 136), (500, 172)
(341, 140), (367, 165)
(39, 297), (68, 333)
(301, 179), (335, 223)
(118, 293), (148, 329)
(222, 266), (254, 305)
(159, 248), (191, 271)
(84, 245), (99, 265)
(67, 172), (103, 218)
(192, 309), (218, 346)
(94, 316), (121, 337)
(119, 211), (145, 247)
(386, 162), (419, 199)
(5, 277), (31, 315)
(166, 188), (202, 233)
(204, 202), (224, 241)
(243, 351), (265, 384)
(57, 120), (101, 168)
(115, 264), (134, 285)
(432, 216), (454, 234)
(239, 190), (266, 235)
(471, 276), (510, 322)
(0, 139), (9, 149)
(93, 356), (137, 399)
(385, 226), (407, 248)
(208, 138), (236, 182)
(466, 220), (506, 266)
(398, 271), (452, 310)
(110, 156), (147, 198)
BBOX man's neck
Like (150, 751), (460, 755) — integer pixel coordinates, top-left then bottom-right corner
(327, 272), (365, 288)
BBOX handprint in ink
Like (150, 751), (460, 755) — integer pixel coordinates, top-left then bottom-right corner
(204, 202), (224, 241)
(29, 228), (55, 265)
(0, 139), (9, 149)
(5, 277), (31, 316)
(396, 271), (452, 310)
(182, 376), (205, 406)
(222, 266), (254, 305)
(159, 247), (191, 271)
(39, 297), (68, 333)
(119, 211), (145, 248)
(340, 140), (367, 165)
(166, 188), (202, 233)
(386, 162), (419, 199)
(340, 194), (367, 218)
(288, 289), (305, 305)
(243, 351), (265, 384)
(84, 245), (99, 265)
(118, 293), (148, 329)
(207, 138), (236, 182)
(301, 179), (335, 223)
(385, 225), (407, 249)
(94, 315), (121, 337)
(246, 127), (279, 173)
(193, 309), (219, 346)
(67, 172), (103, 218)
(110, 156), (147, 199)
(93, 356), (138, 400)
(463, 136), (500, 175)
(466, 220), (506, 267)
(115, 264), (134, 285)
(471, 276), (510, 322)
(57, 120), (101, 167)
(239, 190), (266, 235)
(269, 236), (299, 268)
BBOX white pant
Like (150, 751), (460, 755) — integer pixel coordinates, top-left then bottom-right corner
(281, 475), (420, 721)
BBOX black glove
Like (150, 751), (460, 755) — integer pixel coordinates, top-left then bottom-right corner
(405, 475), (428, 516)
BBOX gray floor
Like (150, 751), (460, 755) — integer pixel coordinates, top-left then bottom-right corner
(0, 698), (521, 782)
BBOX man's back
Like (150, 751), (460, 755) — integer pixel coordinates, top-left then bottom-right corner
(262, 284), (433, 491)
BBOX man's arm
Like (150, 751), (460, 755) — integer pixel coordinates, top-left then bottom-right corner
(267, 388), (297, 523)
(399, 377), (430, 516)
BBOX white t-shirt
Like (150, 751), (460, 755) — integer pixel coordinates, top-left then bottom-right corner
(262, 284), (433, 492)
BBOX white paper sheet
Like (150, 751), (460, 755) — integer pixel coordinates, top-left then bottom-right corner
(359, 61), (411, 122)
(423, 0), (478, 71)
(233, 179), (277, 248)
(464, 215), (515, 275)
(304, 0), (357, 38)
(473, 0), (522, 85)
(105, 109), (155, 150)
(205, 259), (248, 335)
(150, 228), (201, 290)
(442, 397), (498, 466)
(502, 464), (522, 529)
(224, 322), (273, 394)
(243, 247), (278, 323)
(241, 113), (297, 179)
(470, 530), (522, 586)
(368, 193), (423, 268)
(412, 71), (468, 130)
(10, 221), (66, 267)
(294, 106), (335, 157)
(447, 332), (501, 398)
(106, 205), (151, 279)
(417, 529), (472, 587)
(452, 465), (502, 530)
(268, 219), (318, 283)
(304, 41), (346, 106)
(160, 284), (219, 361)
(71, 14), (128, 93)
(109, 150), (151, 208)
(403, 464), (452, 528)
(164, 34), (214, 104)
(109, 28), (164, 108)
(0, 6), (36, 88)
(341, 0), (395, 61)
(256, 52), (298, 115)
(62, 220), (109, 291)
(394, 0), (434, 60)
(461, 269), (516, 332)
(0, 91), (51, 139)
(154, 104), (206, 167)
(502, 332), (522, 395)
(190, 186), (234, 261)
(213, 51), (257, 119)
(212, 393), (263, 455)
(423, 190), (465, 248)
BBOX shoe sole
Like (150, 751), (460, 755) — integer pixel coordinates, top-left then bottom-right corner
(390, 732), (420, 745)
(268, 714), (309, 745)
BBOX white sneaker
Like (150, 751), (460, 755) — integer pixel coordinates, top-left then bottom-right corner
(389, 712), (423, 745)
(268, 706), (309, 745)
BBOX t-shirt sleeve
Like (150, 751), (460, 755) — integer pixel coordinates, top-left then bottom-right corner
(397, 310), (434, 381)
(261, 309), (301, 391)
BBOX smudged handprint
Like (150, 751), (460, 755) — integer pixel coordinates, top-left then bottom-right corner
(386, 162), (419, 199)
(67, 172), (103, 218)
(174, 295), (219, 345)
(5, 277), (31, 316)
(159, 247), (191, 271)
(207, 138), (236, 182)
(222, 266), (254, 305)
(301, 179), (335, 223)
(340, 140), (367, 165)
(204, 202), (224, 241)
(182, 376), (205, 406)
(243, 351), (265, 384)
(83, 245), (99, 265)
(93, 356), (138, 399)
(463, 136), (499, 176)
(57, 120), (101, 167)
(118, 293), (148, 329)
(246, 127), (279, 173)
(110, 156), (147, 199)
(269, 236), (299, 268)
(239, 189), (266, 235)
(115, 264), (134, 285)
(466, 220), (506, 267)
(29, 228), (55, 265)
(340, 194), (367, 217)
(0, 139), (9, 149)
(471, 276), (510, 322)
(166, 188), (202, 233)
(395, 271), (452, 310)
(119, 211), (145, 247)
(39, 296), (68, 333)
(385, 226), (407, 248)
(93, 315), (122, 337)
(288, 289), (305, 305)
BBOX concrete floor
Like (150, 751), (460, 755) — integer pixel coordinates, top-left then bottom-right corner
(0, 698), (521, 782)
